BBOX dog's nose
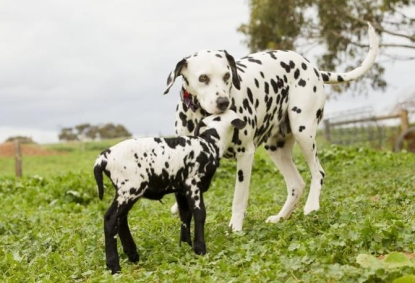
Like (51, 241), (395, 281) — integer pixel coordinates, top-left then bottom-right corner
(217, 97), (230, 112)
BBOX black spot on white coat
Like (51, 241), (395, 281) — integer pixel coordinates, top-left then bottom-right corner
(298, 79), (306, 87)
(238, 170), (244, 182)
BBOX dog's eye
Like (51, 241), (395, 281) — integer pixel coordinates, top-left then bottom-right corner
(199, 74), (209, 83)
(223, 72), (230, 82)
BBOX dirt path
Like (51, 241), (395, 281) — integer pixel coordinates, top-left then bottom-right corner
(0, 142), (62, 158)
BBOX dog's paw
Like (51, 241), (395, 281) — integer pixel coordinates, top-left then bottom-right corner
(265, 215), (283, 224)
(304, 202), (320, 215)
(229, 215), (244, 232)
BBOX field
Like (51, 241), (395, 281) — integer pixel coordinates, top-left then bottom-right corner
(0, 140), (414, 282)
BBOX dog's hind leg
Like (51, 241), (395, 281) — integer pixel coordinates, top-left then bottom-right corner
(299, 137), (325, 215)
(289, 106), (325, 215)
(265, 134), (306, 223)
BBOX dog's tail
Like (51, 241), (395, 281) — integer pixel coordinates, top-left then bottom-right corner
(93, 156), (107, 200)
(320, 22), (379, 84)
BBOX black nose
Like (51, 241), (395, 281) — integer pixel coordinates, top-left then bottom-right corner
(217, 97), (230, 112)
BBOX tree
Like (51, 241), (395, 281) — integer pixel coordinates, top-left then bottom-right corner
(98, 123), (132, 139)
(58, 123), (132, 141)
(58, 127), (78, 141)
(5, 136), (35, 144)
(75, 123), (91, 141)
(238, 0), (415, 94)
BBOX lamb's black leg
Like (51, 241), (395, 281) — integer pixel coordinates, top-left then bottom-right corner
(104, 200), (121, 274)
(118, 200), (139, 263)
(190, 190), (206, 255)
(175, 192), (192, 247)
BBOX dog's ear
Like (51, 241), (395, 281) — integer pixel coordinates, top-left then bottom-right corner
(194, 120), (207, 136)
(164, 58), (187, 95)
(231, 118), (246, 130)
(224, 50), (241, 90)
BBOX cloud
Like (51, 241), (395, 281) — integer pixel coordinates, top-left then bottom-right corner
(0, 1), (250, 143)
(1, 1), (413, 144)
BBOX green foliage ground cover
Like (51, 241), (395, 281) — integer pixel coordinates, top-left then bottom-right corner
(0, 142), (414, 282)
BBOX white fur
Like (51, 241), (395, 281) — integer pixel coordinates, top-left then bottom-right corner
(165, 23), (379, 231)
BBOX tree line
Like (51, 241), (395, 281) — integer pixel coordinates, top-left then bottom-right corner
(58, 123), (132, 141)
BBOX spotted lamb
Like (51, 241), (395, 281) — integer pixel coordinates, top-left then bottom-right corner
(93, 110), (246, 273)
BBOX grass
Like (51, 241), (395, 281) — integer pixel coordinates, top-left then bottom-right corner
(0, 139), (124, 177)
(0, 140), (414, 282)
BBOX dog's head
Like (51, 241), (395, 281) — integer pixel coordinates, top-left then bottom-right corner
(164, 50), (240, 115)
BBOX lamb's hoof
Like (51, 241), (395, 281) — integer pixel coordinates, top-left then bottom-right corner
(180, 239), (192, 247)
(107, 265), (121, 275)
(194, 243), (206, 255)
(128, 253), (139, 263)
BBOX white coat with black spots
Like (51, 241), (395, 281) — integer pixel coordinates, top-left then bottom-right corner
(93, 110), (246, 273)
(163, 23), (379, 232)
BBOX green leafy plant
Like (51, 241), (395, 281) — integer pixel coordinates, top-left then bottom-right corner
(0, 143), (414, 282)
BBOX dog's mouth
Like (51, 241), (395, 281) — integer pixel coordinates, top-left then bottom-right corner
(181, 89), (231, 115)
(181, 89), (199, 112)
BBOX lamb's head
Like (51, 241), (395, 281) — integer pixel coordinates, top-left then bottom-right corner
(196, 110), (246, 157)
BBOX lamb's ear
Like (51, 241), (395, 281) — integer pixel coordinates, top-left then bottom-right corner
(231, 118), (247, 130)
(194, 120), (207, 136)
(164, 58), (187, 95)
(224, 50), (240, 90)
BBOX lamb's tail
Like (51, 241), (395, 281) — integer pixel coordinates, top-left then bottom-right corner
(93, 156), (106, 200)
(320, 22), (379, 84)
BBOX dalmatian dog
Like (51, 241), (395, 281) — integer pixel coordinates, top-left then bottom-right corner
(164, 23), (379, 232)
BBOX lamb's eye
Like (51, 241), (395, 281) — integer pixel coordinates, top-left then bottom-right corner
(223, 72), (230, 81)
(199, 74), (209, 83)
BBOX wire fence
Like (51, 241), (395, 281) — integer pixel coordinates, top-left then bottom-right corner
(323, 106), (413, 151)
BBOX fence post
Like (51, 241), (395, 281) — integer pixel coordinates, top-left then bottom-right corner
(324, 119), (331, 143)
(14, 140), (22, 178)
(400, 109), (409, 134)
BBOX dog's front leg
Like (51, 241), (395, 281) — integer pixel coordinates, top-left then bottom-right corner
(229, 145), (255, 232)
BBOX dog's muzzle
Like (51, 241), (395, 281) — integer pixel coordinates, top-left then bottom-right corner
(216, 97), (230, 112)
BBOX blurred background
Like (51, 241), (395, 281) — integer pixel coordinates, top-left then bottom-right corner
(1, 0), (414, 146)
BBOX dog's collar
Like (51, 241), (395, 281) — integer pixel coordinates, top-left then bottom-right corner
(181, 88), (199, 112)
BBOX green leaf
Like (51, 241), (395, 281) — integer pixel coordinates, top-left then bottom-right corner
(384, 252), (414, 269)
(356, 254), (383, 269)
(393, 274), (415, 283)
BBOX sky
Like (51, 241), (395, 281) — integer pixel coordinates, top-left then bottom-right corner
(1, 1), (414, 144)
